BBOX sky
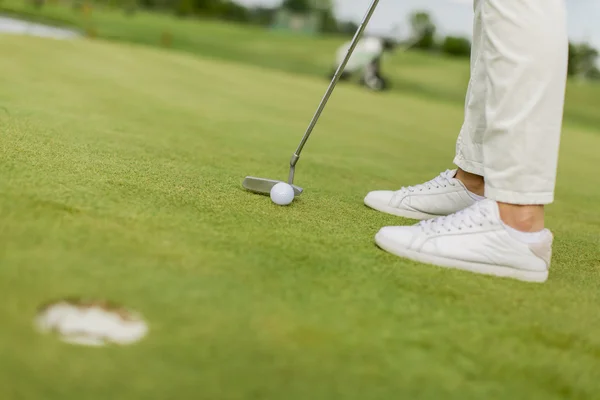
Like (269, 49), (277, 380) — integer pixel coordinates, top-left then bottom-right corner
(234, 0), (600, 49)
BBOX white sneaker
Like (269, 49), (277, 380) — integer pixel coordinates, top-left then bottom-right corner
(364, 169), (480, 220)
(374, 199), (553, 283)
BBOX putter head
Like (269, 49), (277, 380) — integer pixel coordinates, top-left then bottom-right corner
(242, 176), (303, 196)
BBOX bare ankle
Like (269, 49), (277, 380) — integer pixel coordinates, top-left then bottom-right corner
(455, 168), (484, 196)
(498, 203), (545, 232)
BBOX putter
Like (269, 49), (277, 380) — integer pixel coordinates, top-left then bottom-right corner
(242, 0), (381, 196)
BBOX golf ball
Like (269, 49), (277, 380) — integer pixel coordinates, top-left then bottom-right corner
(270, 182), (295, 206)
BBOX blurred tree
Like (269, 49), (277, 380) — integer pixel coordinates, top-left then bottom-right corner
(319, 10), (338, 33)
(249, 6), (277, 26)
(567, 42), (578, 76)
(568, 42), (599, 80)
(316, 0), (337, 34)
(588, 66), (600, 80)
(194, 0), (222, 16)
(72, 0), (83, 11)
(338, 20), (359, 37)
(441, 36), (471, 57)
(281, 0), (311, 14)
(175, 0), (194, 16)
(409, 11), (436, 50)
(313, 0), (340, 33)
(98, 0), (352, 33)
(138, 0), (161, 10)
(218, 1), (250, 22)
(279, 0), (338, 34)
(123, 0), (137, 16)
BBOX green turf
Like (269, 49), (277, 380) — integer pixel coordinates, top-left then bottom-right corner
(2, 0), (600, 130)
(2, 34), (600, 400)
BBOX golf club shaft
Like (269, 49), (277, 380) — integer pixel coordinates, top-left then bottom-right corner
(289, 0), (380, 168)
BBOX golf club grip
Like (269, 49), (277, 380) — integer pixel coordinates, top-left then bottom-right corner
(290, 0), (381, 164)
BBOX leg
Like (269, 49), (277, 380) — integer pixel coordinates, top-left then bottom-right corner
(481, 0), (568, 230)
(363, 2), (486, 218)
(361, 59), (385, 91)
(331, 68), (352, 81)
(371, 57), (390, 91)
(373, 0), (568, 283)
(454, 0), (487, 179)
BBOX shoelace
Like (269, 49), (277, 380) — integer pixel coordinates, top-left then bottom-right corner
(398, 170), (457, 194)
(418, 202), (494, 234)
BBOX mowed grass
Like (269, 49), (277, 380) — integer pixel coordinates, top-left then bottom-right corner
(2, 0), (600, 129)
(1, 34), (600, 400)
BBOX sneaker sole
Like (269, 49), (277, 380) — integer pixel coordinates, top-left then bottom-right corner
(363, 197), (440, 220)
(374, 231), (548, 283)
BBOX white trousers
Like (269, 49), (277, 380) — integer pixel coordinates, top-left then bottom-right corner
(453, 0), (569, 205)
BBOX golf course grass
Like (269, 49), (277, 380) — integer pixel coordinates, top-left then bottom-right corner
(1, 25), (600, 400)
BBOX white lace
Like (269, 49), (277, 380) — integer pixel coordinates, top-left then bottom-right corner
(418, 201), (495, 234)
(398, 169), (457, 194)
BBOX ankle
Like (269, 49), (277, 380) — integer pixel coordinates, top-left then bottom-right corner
(497, 202), (545, 232)
(455, 168), (484, 196)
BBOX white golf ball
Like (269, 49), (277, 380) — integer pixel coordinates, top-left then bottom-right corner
(270, 182), (295, 206)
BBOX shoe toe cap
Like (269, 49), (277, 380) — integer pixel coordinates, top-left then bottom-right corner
(364, 190), (395, 209)
(376, 225), (421, 247)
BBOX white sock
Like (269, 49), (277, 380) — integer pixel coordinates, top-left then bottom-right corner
(502, 222), (547, 244)
(467, 190), (485, 201)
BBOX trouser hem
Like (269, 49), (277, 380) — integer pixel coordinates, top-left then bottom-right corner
(485, 186), (554, 205)
(453, 156), (485, 176)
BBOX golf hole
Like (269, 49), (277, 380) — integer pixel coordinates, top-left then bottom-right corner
(34, 298), (148, 347)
